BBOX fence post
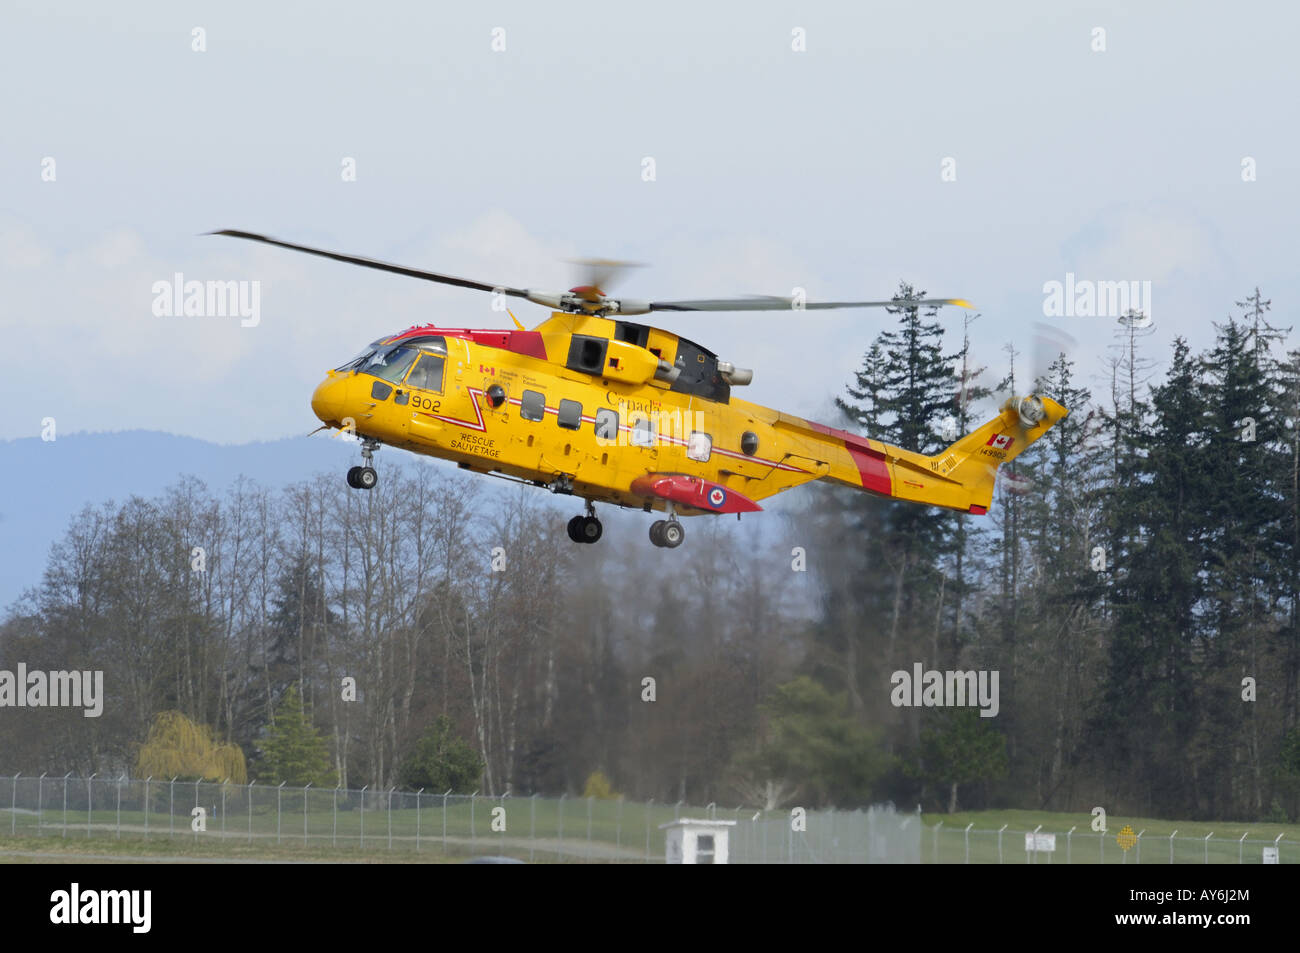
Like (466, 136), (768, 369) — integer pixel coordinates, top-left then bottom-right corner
(359, 784), (368, 848)
(935, 820), (943, 864)
(499, 792), (507, 851)
(616, 796), (625, 860)
(169, 777), (177, 839)
(304, 782), (312, 847)
(1275, 833), (1285, 862)
(221, 778), (228, 841)
(586, 796), (593, 863)
(530, 794), (536, 864)
(118, 775), (126, 840)
(388, 787), (394, 851)
(1239, 832), (1247, 864)
(144, 776), (151, 839)
(333, 787), (339, 848)
(645, 798), (653, 864)
(473, 790), (483, 852)
(86, 772), (96, 838)
(193, 778), (200, 841)
(442, 789), (450, 853)
(732, 806), (741, 863)
(674, 799), (682, 821)
(964, 823), (972, 864)
(1067, 826), (1075, 865)
(416, 789), (423, 852)
(62, 772), (71, 838)
(277, 781), (286, 844)
(1169, 830), (1177, 864)
(1205, 832), (1213, 864)
(1136, 829), (1145, 864)
(247, 780), (254, 844)
(10, 773), (17, 836)
(997, 824), (1007, 864)
(557, 793), (565, 862)
(38, 773), (46, 837)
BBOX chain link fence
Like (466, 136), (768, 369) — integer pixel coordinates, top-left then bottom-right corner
(1, 773), (918, 863)
(926, 820), (1295, 864)
(10, 774), (1281, 863)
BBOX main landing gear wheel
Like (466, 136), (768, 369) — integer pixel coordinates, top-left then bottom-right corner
(347, 439), (381, 490)
(567, 514), (602, 544)
(650, 519), (684, 549)
(347, 466), (378, 489)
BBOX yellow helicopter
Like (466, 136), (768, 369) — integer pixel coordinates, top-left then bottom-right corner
(213, 231), (1067, 548)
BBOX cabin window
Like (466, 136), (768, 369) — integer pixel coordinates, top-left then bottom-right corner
(557, 399), (582, 430)
(406, 353), (445, 393)
(566, 335), (608, 375)
(630, 414), (656, 448)
(594, 408), (619, 443)
(687, 431), (712, 462)
(520, 389), (546, 422)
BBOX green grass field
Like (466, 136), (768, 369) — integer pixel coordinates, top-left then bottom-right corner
(4, 800), (1295, 863)
(0, 795), (690, 863)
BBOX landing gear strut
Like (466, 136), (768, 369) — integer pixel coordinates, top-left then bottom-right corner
(649, 503), (685, 549)
(567, 500), (602, 544)
(347, 438), (380, 490)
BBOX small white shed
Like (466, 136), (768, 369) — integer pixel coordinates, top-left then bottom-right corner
(659, 818), (736, 864)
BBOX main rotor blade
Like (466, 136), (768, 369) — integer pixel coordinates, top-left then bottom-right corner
(208, 230), (530, 298)
(648, 296), (973, 312)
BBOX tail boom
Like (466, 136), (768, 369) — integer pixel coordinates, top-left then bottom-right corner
(791, 396), (1068, 514)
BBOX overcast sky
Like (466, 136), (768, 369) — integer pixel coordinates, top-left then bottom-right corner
(2, 0), (1296, 444)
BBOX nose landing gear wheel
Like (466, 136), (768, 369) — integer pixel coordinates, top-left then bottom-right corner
(347, 438), (381, 490)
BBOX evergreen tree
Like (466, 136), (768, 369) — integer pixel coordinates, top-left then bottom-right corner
(1200, 315), (1285, 816)
(911, 707), (1008, 813)
(258, 684), (335, 786)
(1097, 338), (1207, 815)
(397, 715), (484, 793)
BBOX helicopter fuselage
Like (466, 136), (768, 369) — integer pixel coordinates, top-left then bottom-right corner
(309, 310), (1064, 523)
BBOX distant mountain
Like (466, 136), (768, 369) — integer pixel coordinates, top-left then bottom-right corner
(0, 430), (359, 610)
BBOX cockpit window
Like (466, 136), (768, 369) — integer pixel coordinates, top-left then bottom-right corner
(363, 345), (420, 383)
(336, 348), (376, 371)
(406, 352), (445, 392)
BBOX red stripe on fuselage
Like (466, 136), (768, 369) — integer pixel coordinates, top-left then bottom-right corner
(386, 325), (547, 361)
(846, 444), (892, 495)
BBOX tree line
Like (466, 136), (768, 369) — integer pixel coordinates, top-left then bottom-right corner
(3, 285), (1299, 822)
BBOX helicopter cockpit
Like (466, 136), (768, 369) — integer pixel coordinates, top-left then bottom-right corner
(337, 336), (448, 389)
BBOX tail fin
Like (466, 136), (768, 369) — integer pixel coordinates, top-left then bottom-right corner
(924, 395), (1068, 512)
